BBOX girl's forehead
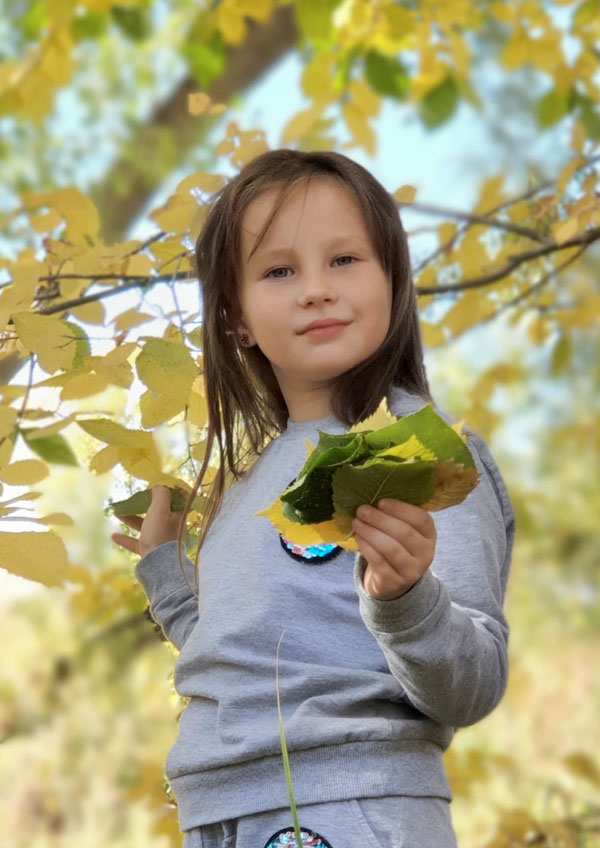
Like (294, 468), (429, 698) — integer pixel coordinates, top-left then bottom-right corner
(240, 179), (367, 248)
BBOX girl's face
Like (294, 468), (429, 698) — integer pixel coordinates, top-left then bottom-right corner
(237, 178), (392, 421)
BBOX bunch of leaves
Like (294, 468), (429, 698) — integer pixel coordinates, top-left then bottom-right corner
(256, 404), (480, 551)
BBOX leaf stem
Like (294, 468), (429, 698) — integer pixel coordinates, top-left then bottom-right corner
(276, 631), (305, 848)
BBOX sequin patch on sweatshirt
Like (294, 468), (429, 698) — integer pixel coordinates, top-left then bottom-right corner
(279, 533), (342, 564)
(263, 826), (333, 848)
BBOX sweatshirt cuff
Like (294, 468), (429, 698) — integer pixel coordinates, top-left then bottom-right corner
(353, 553), (442, 632)
(135, 540), (198, 598)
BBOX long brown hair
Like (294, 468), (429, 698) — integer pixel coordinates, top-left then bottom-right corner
(175, 149), (432, 594)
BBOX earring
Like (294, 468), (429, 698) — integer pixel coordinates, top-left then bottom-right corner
(240, 333), (250, 347)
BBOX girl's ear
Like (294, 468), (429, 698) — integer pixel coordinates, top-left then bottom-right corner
(235, 318), (255, 347)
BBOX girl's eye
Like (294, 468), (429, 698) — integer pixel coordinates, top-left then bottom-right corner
(265, 256), (356, 278)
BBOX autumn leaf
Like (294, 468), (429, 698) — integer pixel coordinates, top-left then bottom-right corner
(256, 404), (480, 550)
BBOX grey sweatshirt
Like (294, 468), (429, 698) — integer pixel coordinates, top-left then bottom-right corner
(135, 385), (515, 830)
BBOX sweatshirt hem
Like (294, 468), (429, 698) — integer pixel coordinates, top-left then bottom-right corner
(169, 739), (452, 830)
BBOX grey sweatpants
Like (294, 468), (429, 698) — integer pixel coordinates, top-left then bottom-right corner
(181, 795), (459, 848)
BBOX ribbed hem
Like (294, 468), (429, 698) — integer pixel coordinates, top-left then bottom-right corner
(169, 739), (452, 830)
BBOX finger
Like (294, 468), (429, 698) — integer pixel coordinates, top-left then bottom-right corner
(111, 532), (139, 554)
(355, 507), (426, 560)
(117, 514), (144, 531)
(353, 517), (419, 571)
(151, 485), (172, 504)
(377, 499), (437, 540)
(355, 532), (406, 597)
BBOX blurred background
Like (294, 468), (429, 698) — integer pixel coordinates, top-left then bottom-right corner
(0, 1), (599, 846)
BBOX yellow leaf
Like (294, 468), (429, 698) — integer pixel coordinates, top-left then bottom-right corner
(60, 373), (110, 401)
(11, 311), (78, 373)
(188, 92), (211, 115)
(37, 512), (74, 526)
(255, 496), (359, 552)
(342, 102), (377, 156)
(136, 337), (198, 400)
(347, 399), (395, 437)
(78, 418), (156, 451)
(187, 389), (208, 429)
(0, 459), (49, 485)
(394, 184), (417, 204)
(552, 217), (578, 244)
(450, 420), (468, 443)
(348, 78), (381, 118)
(122, 253), (154, 277)
(0, 530), (84, 587)
(301, 52), (335, 102)
(70, 298), (105, 325)
(474, 174), (506, 214)
(117, 446), (161, 481)
(30, 208), (63, 232)
(230, 131), (268, 168)
(421, 461), (480, 511)
(114, 307), (155, 331)
(149, 193), (200, 236)
(176, 172), (227, 194)
(556, 155), (587, 196)
(280, 103), (326, 145)
(139, 389), (186, 428)
(217, 2), (246, 44)
(0, 406), (18, 440)
(420, 320), (445, 347)
(89, 444), (119, 475)
(378, 435), (436, 462)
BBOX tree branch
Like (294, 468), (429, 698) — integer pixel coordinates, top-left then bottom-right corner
(415, 226), (600, 295)
(90, 4), (299, 243)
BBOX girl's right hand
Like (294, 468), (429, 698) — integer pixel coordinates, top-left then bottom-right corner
(111, 485), (184, 559)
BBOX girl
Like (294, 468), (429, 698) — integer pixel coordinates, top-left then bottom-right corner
(112, 149), (515, 848)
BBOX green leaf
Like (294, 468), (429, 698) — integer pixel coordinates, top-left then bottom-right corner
(418, 77), (459, 129)
(333, 457), (437, 518)
(61, 320), (91, 371)
(20, 429), (79, 466)
(536, 88), (571, 128)
(110, 6), (153, 41)
(108, 487), (204, 517)
(271, 404), (479, 531)
(71, 11), (108, 41)
(295, 0), (344, 41)
(365, 50), (410, 100)
(183, 36), (227, 89)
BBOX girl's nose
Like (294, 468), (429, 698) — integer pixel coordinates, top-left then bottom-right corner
(297, 278), (338, 307)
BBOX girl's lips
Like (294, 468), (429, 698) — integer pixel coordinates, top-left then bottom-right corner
(303, 323), (348, 338)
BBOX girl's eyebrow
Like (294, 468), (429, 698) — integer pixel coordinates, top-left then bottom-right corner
(248, 234), (370, 265)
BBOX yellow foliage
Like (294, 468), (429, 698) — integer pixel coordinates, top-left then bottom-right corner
(60, 373), (110, 401)
(139, 390), (186, 429)
(11, 312), (78, 374)
(281, 103), (327, 145)
(394, 185), (417, 204)
(0, 530), (79, 586)
(342, 101), (377, 156)
(255, 496), (360, 552)
(301, 52), (336, 102)
(114, 308), (156, 331)
(0, 405), (17, 440)
(88, 444), (119, 475)
(0, 459), (49, 485)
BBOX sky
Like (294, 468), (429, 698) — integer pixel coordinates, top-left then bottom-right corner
(0, 7), (578, 599)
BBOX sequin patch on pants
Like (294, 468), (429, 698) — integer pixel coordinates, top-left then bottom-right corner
(263, 826), (333, 848)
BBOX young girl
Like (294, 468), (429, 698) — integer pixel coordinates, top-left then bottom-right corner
(112, 149), (515, 848)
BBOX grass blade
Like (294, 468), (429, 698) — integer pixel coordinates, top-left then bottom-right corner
(276, 630), (305, 848)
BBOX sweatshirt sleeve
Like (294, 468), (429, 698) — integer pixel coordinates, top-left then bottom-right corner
(135, 540), (199, 651)
(353, 429), (515, 728)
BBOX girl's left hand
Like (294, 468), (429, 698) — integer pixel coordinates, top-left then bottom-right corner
(352, 499), (437, 601)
